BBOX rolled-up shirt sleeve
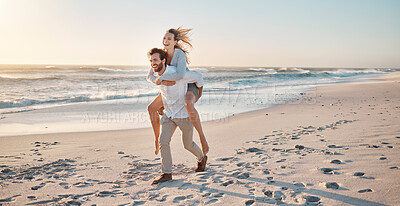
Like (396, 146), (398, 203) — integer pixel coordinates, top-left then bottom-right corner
(185, 71), (204, 88)
(146, 68), (157, 84)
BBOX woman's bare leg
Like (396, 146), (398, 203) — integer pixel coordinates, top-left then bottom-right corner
(147, 94), (164, 154)
(185, 91), (209, 155)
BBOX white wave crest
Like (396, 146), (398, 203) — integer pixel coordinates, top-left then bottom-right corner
(324, 69), (384, 75)
(249, 68), (277, 74)
(292, 68), (310, 73)
(277, 67), (310, 73)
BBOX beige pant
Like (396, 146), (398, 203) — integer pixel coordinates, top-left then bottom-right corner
(159, 115), (204, 174)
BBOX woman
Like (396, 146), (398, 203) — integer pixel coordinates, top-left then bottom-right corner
(147, 27), (209, 156)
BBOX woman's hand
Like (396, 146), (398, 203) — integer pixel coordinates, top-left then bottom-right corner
(155, 77), (175, 86)
(155, 77), (162, 85)
(162, 80), (176, 86)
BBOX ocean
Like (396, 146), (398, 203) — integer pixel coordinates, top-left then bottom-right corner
(0, 64), (397, 136)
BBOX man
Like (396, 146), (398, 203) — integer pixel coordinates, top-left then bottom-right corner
(147, 48), (207, 185)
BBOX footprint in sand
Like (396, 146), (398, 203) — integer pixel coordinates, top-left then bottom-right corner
(304, 196), (321, 205)
(236, 162), (251, 168)
(294, 182), (306, 188)
(231, 172), (250, 179)
(221, 180), (234, 186)
(1, 168), (13, 174)
(358, 189), (373, 193)
(155, 195), (168, 202)
(327, 145), (343, 148)
(96, 190), (123, 197)
(263, 189), (273, 198)
(354, 172), (365, 176)
(246, 147), (263, 153)
(366, 145), (380, 148)
(330, 159), (342, 164)
(132, 200), (146, 206)
(205, 199), (219, 205)
(120, 154), (139, 159)
(263, 169), (271, 174)
(245, 199), (255, 205)
(325, 182), (340, 189)
(248, 188), (255, 195)
(215, 157), (234, 161)
(59, 182), (69, 189)
(173, 196), (186, 203)
(31, 185), (41, 190)
(31, 182), (46, 190)
(202, 192), (211, 197)
(321, 168), (339, 175)
(212, 193), (224, 198)
(272, 191), (285, 202)
(64, 200), (83, 205)
(172, 195), (193, 203)
(73, 181), (92, 188)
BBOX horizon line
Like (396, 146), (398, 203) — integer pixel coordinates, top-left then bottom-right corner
(0, 63), (398, 70)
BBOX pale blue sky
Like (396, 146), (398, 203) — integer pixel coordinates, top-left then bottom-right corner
(0, 0), (399, 68)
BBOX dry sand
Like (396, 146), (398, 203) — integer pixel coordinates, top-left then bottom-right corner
(1, 72), (399, 205)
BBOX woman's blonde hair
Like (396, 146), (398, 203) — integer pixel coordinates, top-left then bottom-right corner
(166, 27), (193, 63)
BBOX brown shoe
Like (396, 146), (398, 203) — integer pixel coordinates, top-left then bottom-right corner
(195, 155), (207, 172)
(152, 173), (172, 185)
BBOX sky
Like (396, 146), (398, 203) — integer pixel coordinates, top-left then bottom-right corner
(0, 0), (399, 68)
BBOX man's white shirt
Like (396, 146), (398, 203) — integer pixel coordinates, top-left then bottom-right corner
(152, 66), (204, 119)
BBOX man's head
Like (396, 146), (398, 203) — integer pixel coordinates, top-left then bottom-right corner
(147, 48), (167, 73)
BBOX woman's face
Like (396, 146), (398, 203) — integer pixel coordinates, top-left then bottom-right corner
(163, 33), (177, 50)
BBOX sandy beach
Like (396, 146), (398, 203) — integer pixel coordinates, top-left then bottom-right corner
(1, 72), (399, 205)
